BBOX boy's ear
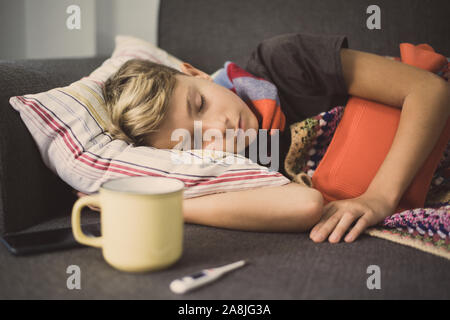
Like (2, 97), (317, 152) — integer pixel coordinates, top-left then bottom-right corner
(180, 62), (212, 81)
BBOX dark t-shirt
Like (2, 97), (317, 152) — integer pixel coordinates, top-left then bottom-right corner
(243, 32), (350, 176)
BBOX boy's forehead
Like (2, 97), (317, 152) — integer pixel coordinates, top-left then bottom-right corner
(173, 74), (193, 98)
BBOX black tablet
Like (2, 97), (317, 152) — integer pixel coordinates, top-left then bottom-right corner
(0, 223), (101, 255)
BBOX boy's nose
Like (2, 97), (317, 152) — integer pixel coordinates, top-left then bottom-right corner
(198, 117), (236, 150)
(201, 116), (234, 135)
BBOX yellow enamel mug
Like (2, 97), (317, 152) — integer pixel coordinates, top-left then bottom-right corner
(71, 176), (185, 273)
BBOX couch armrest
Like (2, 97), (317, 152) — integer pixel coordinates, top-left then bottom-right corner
(0, 57), (106, 234)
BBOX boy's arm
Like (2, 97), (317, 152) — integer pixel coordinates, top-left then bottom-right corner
(76, 182), (324, 233)
(310, 48), (450, 243)
(183, 182), (323, 232)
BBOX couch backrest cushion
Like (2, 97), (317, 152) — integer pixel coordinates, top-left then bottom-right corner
(158, 0), (450, 74)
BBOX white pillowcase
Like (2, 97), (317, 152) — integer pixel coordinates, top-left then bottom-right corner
(9, 35), (290, 198)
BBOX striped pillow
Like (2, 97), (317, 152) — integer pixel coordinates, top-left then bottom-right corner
(9, 35), (290, 199)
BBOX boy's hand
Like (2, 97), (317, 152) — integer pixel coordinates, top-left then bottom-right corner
(309, 192), (395, 243)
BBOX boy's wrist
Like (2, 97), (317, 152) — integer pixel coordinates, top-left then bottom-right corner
(364, 183), (401, 211)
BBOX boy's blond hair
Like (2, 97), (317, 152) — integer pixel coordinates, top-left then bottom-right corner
(103, 59), (182, 146)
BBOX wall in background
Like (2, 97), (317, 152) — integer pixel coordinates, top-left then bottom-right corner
(0, 0), (159, 60)
(24, 0), (96, 59)
(0, 0), (26, 59)
(96, 0), (159, 56)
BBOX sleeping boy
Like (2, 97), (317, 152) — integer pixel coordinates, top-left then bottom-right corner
(79, 33), (450, 243)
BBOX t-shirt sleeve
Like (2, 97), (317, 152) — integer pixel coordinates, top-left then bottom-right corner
(245, 32), (349, 122)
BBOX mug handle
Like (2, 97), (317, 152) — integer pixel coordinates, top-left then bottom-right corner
(71, 194), (103, 248)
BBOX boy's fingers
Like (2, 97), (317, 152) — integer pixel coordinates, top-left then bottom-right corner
(309, 221), (324, 239)
(345, 216), (370, 242)
(310, 213), (341, 242)
(88, 205), (100, 212)
(75, 191), (100, 211)
(328, 213), (357, 243)
(309, 203), (337, 238)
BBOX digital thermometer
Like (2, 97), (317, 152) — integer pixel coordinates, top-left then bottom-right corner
(170, 260), (247, 294)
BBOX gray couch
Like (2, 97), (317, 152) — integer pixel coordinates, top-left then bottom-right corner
(1, 0), (449, 299)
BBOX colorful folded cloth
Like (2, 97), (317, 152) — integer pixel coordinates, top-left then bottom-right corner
(213, 61), (286, 136)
